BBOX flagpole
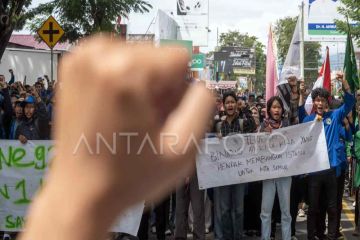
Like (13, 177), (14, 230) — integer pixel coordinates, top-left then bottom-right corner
(300, 1), (305, 80)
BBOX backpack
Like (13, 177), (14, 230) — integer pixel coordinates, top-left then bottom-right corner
(215, 118), (244, 135)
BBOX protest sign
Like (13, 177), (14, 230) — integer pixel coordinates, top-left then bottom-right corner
(112, 203), (144, 236)
(0, 141), (143, 235)
(196, 121), (330, 189)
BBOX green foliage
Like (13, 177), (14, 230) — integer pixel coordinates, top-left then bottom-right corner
(0, 1), (34, 60)
(219, 31), (266, 93)
(335, 0), (360, 45)
(27, 0), (152, 43)
(0, 0), (32, 29)
(274, 16), (321, 86)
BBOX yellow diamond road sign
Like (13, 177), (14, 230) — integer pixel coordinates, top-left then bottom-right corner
(37, 16), (64, 49)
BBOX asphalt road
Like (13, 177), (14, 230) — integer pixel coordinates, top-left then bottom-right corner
(144, 197), (358, 240)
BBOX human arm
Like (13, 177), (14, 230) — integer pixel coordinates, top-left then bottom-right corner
(335, 73), (355, 121)
(19, 36), (213, 240)
(8, 69), (15, 85)
(298, 80), (308, 123)
(288, 76), (300, 124)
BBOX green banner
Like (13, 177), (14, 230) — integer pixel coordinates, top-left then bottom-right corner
(160, 39), (193, 58)
(0, 140), (143, 234)
(191, 54), (206, 70)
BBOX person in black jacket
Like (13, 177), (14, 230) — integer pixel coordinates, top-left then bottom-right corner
(214, 91), (256, 240)
(0, 81), (14, 139)
(16, 87), (49, 143)
(8, 98), (24, 140)
(0, 76), (19, 240)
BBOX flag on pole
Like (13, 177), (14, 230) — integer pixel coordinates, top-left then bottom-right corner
(344, 23), (360, 188)
(344, 28), (359, 93)
(266, 25), (278, 102)
(304, 47), (331, 114)
(278, 15), (302, 111)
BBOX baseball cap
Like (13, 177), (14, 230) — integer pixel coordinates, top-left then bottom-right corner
(21, 96), (36, 107)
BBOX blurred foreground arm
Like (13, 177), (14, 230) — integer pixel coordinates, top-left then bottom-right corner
(19, 37), (214, 240)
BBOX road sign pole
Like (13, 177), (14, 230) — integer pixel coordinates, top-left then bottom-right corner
(37, 16), (64, 82)
(51, 48), (53, 82)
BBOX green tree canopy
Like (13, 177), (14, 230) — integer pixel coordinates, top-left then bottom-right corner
(274, 16), (321, 86)
(0, 0), (33, 60)
(27, 0), (152, 43)
(219, 31), (266, 93)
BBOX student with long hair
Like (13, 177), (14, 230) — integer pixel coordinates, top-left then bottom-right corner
(260, 96), (292, 240)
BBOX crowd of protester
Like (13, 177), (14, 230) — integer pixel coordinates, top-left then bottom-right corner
(0, 70), (54, 240)
(134, 74), (359, 240)
(0, 69), (359, 240)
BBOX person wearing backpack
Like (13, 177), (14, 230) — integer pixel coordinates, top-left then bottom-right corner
(214, 91), (256, 240)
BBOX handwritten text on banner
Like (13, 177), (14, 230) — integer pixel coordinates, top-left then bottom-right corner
(196, 122), (330, 189)
(0, 140), (143, 235)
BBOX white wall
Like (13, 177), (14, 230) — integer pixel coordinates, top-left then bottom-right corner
(0, 48), (61, 85)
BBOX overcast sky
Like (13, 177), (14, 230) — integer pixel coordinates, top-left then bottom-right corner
(30, 0), (301, 47)
(30, 0), (345, 59)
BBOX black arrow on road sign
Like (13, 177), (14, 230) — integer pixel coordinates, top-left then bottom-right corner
(43, 22), (59, 43)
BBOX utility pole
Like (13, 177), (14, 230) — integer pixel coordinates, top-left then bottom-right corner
(300, 1), (305, 80)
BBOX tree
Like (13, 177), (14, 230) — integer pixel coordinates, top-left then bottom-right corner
(219, 31), (266, 93)
(274, 16), (322, 87)
(335, 0), (360, 45)
(0, 0), (32, 60)
(27, 0), (152, 43)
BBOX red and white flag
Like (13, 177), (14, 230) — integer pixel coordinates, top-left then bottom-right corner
(305, 47), (331, 114)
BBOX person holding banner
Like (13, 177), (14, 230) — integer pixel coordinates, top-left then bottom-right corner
(259, 96), (292, 240)
(298, 73), (355, 240)
(15, 88), (49, 143)
(215, 91), (256, 240)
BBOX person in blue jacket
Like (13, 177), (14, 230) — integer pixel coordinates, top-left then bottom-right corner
(316, 112), (354, 240)
(298, 73), (355, 240)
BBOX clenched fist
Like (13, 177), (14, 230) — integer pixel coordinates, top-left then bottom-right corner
(20, 36), (214, 240)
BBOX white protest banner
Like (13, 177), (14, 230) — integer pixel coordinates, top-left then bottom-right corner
(111, 203), (144, 236)
(0, 140), (143, 235)
(196, 121), (330, 189)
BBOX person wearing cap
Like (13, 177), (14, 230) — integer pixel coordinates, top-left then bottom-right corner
(15, 87), (49, 143)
